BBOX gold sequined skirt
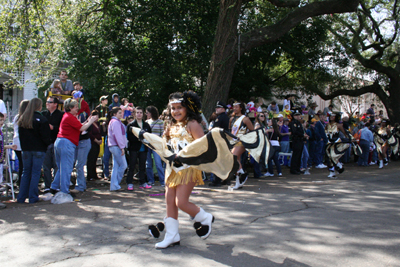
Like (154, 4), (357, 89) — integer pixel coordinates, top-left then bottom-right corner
(166, 167), (204, 188)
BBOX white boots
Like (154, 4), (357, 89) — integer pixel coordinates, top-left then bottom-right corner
(155, 217), (180, 249)
(232, 169), (248, 190)
(328, 167), (337, 179)
(153, 208), (214, 248)
(192, 207), (215, 240)
(379, 160), (383, 169)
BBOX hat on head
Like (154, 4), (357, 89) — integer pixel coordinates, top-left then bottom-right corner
(278, 114), (284, 118)
(310, 102), (318, 107)
(311, 118), (318, 123)
(100, 95), (108, 101)
(216, 101), (227, 109)
(293, 111), (301, 116)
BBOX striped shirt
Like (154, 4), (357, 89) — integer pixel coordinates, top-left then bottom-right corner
(147, 119), (164, 137)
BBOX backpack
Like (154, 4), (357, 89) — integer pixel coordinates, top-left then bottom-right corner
(353, 129), (362, 144)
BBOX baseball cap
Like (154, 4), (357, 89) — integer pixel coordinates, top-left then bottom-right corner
(100, 95), (108, 101)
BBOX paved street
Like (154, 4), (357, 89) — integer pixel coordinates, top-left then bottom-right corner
(1, 162), (400, 267)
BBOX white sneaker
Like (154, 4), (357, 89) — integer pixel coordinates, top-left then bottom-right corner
(278, 173), (282, 177)
(369, 161), (376, 165)
(315, 164), (327, 169)
(263, 172), (274, 177)
(379, 160), (383, 169)
(304, 170), (311, 175)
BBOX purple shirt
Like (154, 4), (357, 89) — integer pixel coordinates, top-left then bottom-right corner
(108, 117), (127, 149)
(280, 125), (290, 142)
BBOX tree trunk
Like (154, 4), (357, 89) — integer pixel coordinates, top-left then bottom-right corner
(386, 77), (400, 124)
(202, 0), (242, 118)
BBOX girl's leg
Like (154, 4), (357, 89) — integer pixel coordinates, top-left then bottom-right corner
(175, 182), (200, 218)
(232, 145), (248, 189)
(232, 145), (246, 170)
(165, 185), (178, 219)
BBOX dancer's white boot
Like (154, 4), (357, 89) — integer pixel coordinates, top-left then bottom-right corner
(193, 207), (215, 240)
(155, 217), (180, 249)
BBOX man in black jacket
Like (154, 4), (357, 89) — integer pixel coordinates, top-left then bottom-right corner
(41, 97), (64, 193)
(209, 101), (230, 186)
(289, 112), (307, 175)
(126, 107), (152, 190)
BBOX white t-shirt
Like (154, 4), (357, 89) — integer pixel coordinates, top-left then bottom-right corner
(0, 100), (6, 115)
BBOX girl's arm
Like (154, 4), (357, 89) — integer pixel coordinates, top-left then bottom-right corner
(187, 120), (204, 140)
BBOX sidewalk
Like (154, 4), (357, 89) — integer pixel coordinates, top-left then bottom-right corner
(1, 162), (400, 266)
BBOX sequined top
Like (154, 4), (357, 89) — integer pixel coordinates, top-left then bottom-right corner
(165, 121), (194, 154)
(326, 122), (339, 142)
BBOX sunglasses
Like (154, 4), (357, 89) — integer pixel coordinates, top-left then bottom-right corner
(46, 101), (54, 104)
(259, 115), (265, 118)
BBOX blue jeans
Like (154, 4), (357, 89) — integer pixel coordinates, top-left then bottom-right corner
(43, 143), (57, 190)
(17, 151), (46, 203)
(358, 140), (370, 166)
(268, 146), (282, 174)
(51, 138), (77, 194)
(280, 141), (290, 153)
(315, 140), (325, 165)
(308, 141), (316, 166)
(301, 144), (309, 169)
(146, 149), (165, 185)
(74, 138), (91, 191)
(252, 158), (262, 178)
(103, 137), (111, 178)
(109, 146), (127, 191)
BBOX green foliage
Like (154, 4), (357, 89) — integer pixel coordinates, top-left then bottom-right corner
(62, 0), (219, 111)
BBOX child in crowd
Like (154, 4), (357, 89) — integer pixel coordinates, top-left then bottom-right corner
(51, 80), (65, 103)
(0, 112), (17, 191)
(72, 90), (90, 120)
(120, 98), (135, 119)
(283, 105), (292, 121)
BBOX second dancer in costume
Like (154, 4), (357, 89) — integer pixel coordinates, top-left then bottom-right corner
(374, 120), (390, 168)
(325, 113), (351, 179)
(229, 101), (254, 189)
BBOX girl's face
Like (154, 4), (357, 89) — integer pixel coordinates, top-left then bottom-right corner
(268, 120), (272, 126)
(233, 104), (241, 115)
(171, 102), (187, 122)
(124, 99), (128, 105)
(70, 105), (79, 116)
(116, 110), (123, 120)
(284, 105), (289, 110)
(258, 114), (265, 121)
(136, 109), (143, 120)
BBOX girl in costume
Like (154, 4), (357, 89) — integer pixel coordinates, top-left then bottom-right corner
(230, 101), (254, 189)
(325, 113), (351, 179)
(374, 120), (390, 168)
(150, 91), (214, 249)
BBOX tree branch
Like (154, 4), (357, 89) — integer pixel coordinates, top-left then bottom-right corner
(266, 0), (300, 8)
(317, 81), (387, 104)
(240, 0), (359, 53)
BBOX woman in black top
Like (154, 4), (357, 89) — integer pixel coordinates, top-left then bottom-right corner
(87, 110), (102, 180)
(17, 98), (51, 203)
(264, 119), (282, 177)
(126, 107), (152, 190)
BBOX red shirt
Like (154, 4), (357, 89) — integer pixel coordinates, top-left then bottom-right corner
(78, 99), (90, 117)
(57, 112), (82, 146)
